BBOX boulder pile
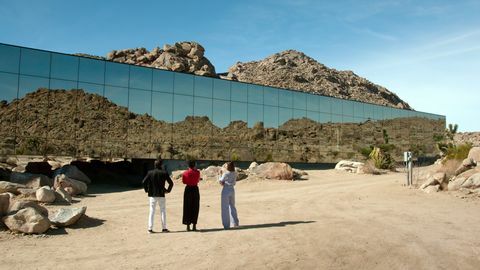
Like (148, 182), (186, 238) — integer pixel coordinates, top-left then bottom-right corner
(418, 147), (480, 196)
(106, 41), (216, 77)
(0, 158), (90, 234)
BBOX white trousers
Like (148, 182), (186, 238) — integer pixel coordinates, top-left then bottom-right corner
(148, 197), (166, 230)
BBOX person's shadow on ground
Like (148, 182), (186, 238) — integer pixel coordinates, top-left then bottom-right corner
(199, 220), (315, 233)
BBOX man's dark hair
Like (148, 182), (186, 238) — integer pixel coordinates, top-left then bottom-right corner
(188, 160), (196, 169)
(227, 162), (235, 172)
(154, 159), (163, 169)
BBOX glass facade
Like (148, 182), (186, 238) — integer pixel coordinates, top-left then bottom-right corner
(0, 43), (446, 162)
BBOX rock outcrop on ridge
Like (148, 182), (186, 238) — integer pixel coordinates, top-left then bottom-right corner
(105, 41), (216, 77)
(226, 50), (411, 109)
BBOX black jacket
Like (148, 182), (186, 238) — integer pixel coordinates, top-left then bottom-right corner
(142, 169), (174, 197)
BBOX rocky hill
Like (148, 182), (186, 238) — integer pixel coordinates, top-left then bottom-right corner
(105, 41), (216, 77)
(226, 50), (411, 109)
(454, 132), (480, 147)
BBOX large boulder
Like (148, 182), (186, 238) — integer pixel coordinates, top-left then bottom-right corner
(8, 201), (49, 216)
(10, 172), (53, 188)
(54, 174), (87, 196)
(468, 147), (480, 163)
(55, 187), (73, 204)
(0, 181), (26, 194)
(2, 207), (50, 234)
(461, 173), (480, 189)
(448, 177), (468, 191)
(420, 172), (447, 190)
(248, 162), (259, 171)
(49, 206), (87, 227)
(423, 185), (440, 194)
(335, 160), (365, 173)
(201, 166), (222, 181)
(251, 162), (293, 180)
(0, 193), (11, 216)
(454, 158), (477, 176)
(54, 165), (91, 184)
(36, 186), (56, 203)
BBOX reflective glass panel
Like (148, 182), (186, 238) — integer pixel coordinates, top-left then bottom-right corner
(293, 109), (306, 119)
(374, 105), (384, 120)
(213, 100), (230, 128)
(0, 72), (18, 102)
(332, 114), (343, 123)
(307, 111), (320, 122)
(293, 92), (307, 110)
(248, 84), (263, 104)
(331, 99), (342, 115)
(364, 104), (374, 119)
(264, 105), (278, 128)
(319, 96), (331, 113)
(51, 54), (78, 81)
(307, 94), (319, 112)
(152, 92), (173, 122)
(194, 76), (212, 98)
(19, 75), (49, 98)
(279, 90), (293, 108)
(264, 87), (278, 106)
(105, 62), (129, 87)
(231, 101), (247, 122)
(50, 79), (77, 90)
(279, 107), (293, 125)
(20, 48), (50, 77)
(343, 100), (354, 117)
(353, 101), (364, 118)
(173, 94), (193, 122)
(79, 58), (104, 84)
(153, 70), (173, 92)
(174, 73), (193, 95)
(213, 78), (230, 100)
(247, 103), (263, 127)
(194, 97), (212, 118)
(343, 116), (354, 123)
(129, 66), (152, 90)
(78, 82), (103, 96)
(319, 113), (331, 123)
(104, 86), (128, 107)
(383, 106), (392, 119)
(129, 89), (151, 115)
(0, 44), (20, 73)
(231, 81), (248, 102)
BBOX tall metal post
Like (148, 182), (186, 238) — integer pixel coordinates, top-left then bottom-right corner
(404, 151), (412, 186)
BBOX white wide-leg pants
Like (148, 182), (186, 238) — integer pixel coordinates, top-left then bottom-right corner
(148, 197), (166, 230)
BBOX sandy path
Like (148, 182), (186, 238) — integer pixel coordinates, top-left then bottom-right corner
(1, 170), (480, 270)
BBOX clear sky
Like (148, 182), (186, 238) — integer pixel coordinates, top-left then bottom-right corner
(1, 0), (479, 131)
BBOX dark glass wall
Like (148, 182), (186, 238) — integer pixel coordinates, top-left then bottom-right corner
(0, 43), (446, 162)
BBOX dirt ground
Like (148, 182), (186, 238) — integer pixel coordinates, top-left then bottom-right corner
(1, 169), (480, 270)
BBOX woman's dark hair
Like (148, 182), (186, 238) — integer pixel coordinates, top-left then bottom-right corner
(188, 160), (196, 169)
(154, 159), (163, 169)
(227, 161), (235, 172)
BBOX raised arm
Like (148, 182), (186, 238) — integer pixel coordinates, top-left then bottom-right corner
(165, 173), (174, 193)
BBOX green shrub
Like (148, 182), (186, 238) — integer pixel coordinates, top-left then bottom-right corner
(369, 146), (394, 170)
(444, 143), (472, 162)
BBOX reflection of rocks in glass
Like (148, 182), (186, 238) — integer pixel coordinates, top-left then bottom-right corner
(0, 89), (444, 163)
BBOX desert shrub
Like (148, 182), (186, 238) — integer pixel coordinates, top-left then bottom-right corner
(361, 159), (381, 175)
(444, 143), (472, 162)
(230, 152), (240, 162)
(359, 146), (373, 159)
(369, 146), (394, 170)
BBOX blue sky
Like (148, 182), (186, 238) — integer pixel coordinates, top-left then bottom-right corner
(1, 0), (479, 131)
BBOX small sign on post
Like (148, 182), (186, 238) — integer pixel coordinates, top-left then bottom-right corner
(404, 151), (413, 186)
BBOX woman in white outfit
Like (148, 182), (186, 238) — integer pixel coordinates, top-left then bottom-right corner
(219, 162), (239, 229)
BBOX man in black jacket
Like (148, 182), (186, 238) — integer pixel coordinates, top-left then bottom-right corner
(143, 159), (174, 233)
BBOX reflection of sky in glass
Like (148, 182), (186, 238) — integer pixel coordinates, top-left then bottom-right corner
(130, 66), (152, 90)
(173, 94), (193, 122)
(264, 105), (278, 128)
(152, 92), (173, 122)
(19, 75), (48, 98)
(319, 96), (331, 113)
(129, 89), (151, 115)
(0, 72), (18, 102)
(50, 79), (77, 90)
(79, 58), (104, 84)
(343, 100), (354, 117)
(307, 94), (319, 112)
(307, 111), (319, 122)
(105, 86), (128, 107)
(319, 113), (331, 123)
(20, 48), (50, 77)
(79, 82), (104, 96)
(264, 87), (278, 106)
(364, 104), (374, 119)
(279, 107), (293, 125)
(331, 99), (342, 115)
(105, 62), (129, 87)
(0, 44), (20, 73)
(51, 54), (78, 81)
(248, 103), (263, 127)
(231, 101), (247, 122)
(153, 70), (173, 92)
(293, 109), (306, 119)
(248, 84), (263, 104)
(195, 76), (212, 98)
(293, 92), (306, 110)
(194, 96), (212, 118)
(353, 101), (364, 118)
(213, 78), (230, 100)
(174, 73), (193, 95)
(213, 99), (230, 128)
(279, 90), (293, 108)
(231, 82), (247, 102)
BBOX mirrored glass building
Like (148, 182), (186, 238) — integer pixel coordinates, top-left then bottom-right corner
(0, 43), (446, 163)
